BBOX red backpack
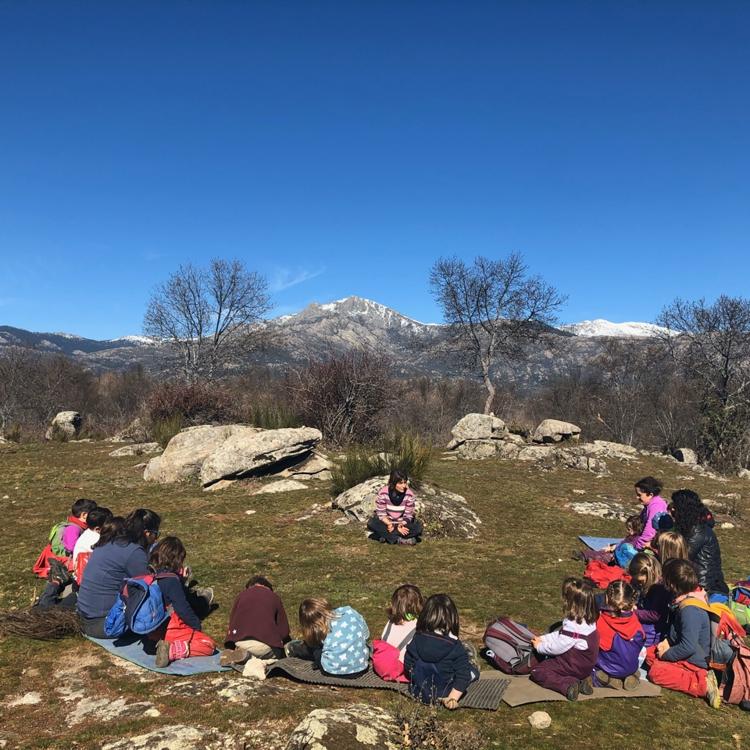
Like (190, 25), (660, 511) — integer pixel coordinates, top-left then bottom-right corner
(723, 638), (750, 705)
(371, 622), (415, 683)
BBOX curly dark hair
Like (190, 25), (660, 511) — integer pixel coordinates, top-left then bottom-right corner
(670, 489), (703, 537)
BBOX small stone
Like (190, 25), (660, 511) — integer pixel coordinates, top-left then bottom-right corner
(572, 489), (586, 495)
(245, 509), (257, 515)
(2, 495), (8, 500)
(528, 710), (552, 729)
(334, 517), (350, 525)
(721, 522), (735, 529)
(143, 708), (161, 717)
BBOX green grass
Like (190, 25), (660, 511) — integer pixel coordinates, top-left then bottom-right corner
(0, 441), (748, 749)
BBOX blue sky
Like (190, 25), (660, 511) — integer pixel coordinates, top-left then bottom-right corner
(1, 1), (748, 338)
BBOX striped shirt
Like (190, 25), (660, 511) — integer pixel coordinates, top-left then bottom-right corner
(376, 486), (415, 523)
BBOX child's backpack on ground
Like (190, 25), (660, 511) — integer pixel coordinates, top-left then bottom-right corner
(729, 581), (750, 633)
(372, 623), (415, 683)
(104, 573), (177, 637)
(483, 617), (539, 675)
(679, 597), (746, 670)
(723, 638), (750, 706)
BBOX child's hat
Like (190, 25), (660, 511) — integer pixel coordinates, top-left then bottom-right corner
(651, 511), (674, 531)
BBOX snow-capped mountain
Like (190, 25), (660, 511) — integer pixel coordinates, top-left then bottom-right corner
(561, 319), (670, 338)
(1, 299), (676, 386)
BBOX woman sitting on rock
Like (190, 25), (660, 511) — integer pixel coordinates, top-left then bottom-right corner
(367, 469), (423, 545)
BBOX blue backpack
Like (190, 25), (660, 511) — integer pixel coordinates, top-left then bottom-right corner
(104, 573), (176, 637)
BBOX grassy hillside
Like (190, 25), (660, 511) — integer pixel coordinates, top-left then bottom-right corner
(0, 441), (748, 749)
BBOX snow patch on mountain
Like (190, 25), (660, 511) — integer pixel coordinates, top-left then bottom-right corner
(561, 319), (671, 338)
(310, 296), (438, 329)
(110, 335), (158, 346)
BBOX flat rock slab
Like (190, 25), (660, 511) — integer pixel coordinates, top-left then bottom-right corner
(200, 427), (322, 486)
(286, 705), (401, 750)
(109, 442), (162, 458)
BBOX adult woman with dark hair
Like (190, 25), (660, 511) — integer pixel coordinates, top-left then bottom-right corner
(367, 469), (423, 545)
(76, 509), (162, 637)
(670, 489), (729, 602)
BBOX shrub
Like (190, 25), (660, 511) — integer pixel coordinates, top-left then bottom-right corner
(152, 414), (185, 448)
(396, 700), (486, 750)
(330, 432), (432, 497)
(145, 381), (237, 426)
(246, 404), (301, 430)
(3, 423), (21, 443)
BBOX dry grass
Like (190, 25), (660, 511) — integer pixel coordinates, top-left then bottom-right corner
(0, 440), (748, 748)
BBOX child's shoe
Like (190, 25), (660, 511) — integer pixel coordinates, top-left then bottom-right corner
(397, 537), (417, 545)
(47, 558), (73, 587)
(284, 639), (308, 659)
(579, 676), (594, 695)
(565, 682), (579, 701)
(705, 670), (721, 709)
(193, 586), (215, 607)
(623, 673), (640, 691)
(155, 640), (171, 668)
(220, 647), (249, 667)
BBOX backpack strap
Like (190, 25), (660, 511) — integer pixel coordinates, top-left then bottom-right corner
(383, 621), (393, 642)
(396, 629), (416, 651)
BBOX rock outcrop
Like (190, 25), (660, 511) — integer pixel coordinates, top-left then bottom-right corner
(109, 417), (150, 444)
(285, 705), (400, 750)
(531, 419), (581, 444)
(45, 411), (82, 441)
(332, 475), (482, 539)
(109, 442), (162, 458)
(673, 447), (698, 465)
(277, 452), (333, 481)
(200, 427), (322, 487)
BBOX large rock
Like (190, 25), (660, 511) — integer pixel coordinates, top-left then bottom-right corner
(109, 417), (150, 443)
(143, 425), (249, 483)
(456, 440), (498, 460)
(277, 452), (332, 481)
(45, 411), (82, 441)
(532, 419), (581, 444)
(590, 440), (638, 460)
(332, 476), (482, 539)
(450, 413), (507, 442)
(200, 427), (322, 487)
(109, 442), (162, 458)
(285, 705), (400, 750)
(673, 447), (698, 465)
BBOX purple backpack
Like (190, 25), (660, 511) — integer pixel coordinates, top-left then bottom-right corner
(483, 617), (539, 675)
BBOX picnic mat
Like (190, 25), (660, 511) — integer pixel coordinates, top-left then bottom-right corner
(579, 535), (623, 550)
(86, 635), (229, 675)
(502, 674), (661, 706)
(263, 657), (510, 711)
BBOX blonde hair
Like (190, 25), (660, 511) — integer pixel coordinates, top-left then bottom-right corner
(605, 580), (637, 616)
(562, 577), (598, 625)
(628, 552), (662, 594)
(656, 530), (689, 563)
(299, 597), (335, 647)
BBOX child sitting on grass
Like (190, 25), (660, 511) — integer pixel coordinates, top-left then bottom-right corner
(148, 536), (217, 668)
(530, 577), (599, 701)
(593, 580), (645, 690)
(221, 574), (290, 666)
(404, 593), (479, 708)
(644, 558), (721, 709)
(578, 514), (643, 567)
(629, 553), (671, 650)
(295, 598), (370, 677)
(373, 584), (424, 682)
(72, 506), (112, 583)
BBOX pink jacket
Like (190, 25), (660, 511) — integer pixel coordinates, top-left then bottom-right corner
(633, 495), (668, 549)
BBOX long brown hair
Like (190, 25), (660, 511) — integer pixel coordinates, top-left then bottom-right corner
(299, 598), (335, 647)
(387, 584), (424, 624)
(148, 536), (186, 573)
(562, 577), (598, 624)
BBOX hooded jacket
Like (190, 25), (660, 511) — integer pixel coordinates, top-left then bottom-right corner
(405, 631), (474, 700)
(686, 524), (729, 597)
(595, 611), (645, 679)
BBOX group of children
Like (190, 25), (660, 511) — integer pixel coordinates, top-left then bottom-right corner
(31, 472), (746, 711)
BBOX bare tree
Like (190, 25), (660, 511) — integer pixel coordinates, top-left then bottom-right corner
(656, 295), (750, 470)
(144, 259), (271, 382)
(430, 253), (565, 413)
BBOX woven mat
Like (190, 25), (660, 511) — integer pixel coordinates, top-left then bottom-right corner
(502, 674), (661, 706)
(263, 658), (509, 711)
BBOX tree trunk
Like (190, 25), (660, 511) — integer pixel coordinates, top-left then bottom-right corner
(481, 359), (495, 415)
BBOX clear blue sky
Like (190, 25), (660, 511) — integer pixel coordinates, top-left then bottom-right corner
(1, 1), (748, 338)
